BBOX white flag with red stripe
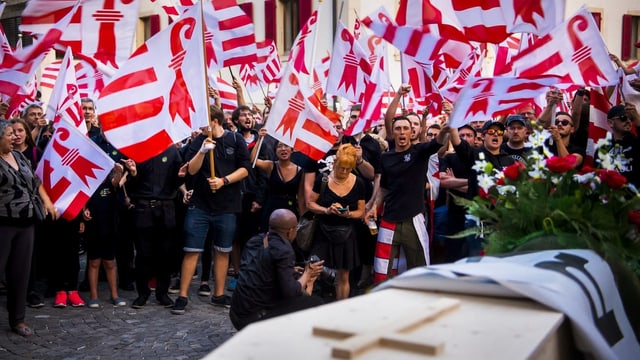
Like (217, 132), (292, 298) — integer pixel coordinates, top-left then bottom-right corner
(45, 47), (87, 135)
(395, 0), (565, 44)
(505, 7), (617, 87)
(286, 10), (319, 80)
(363, 6), (472, 70)
(585, 87), (612, 167)
(239, 63), (262, 94)
(204, 0), (257, 70)
(210, 75), (238, 111)
(345, 54), (389, 136)
(448, 76), (560, 128)
(40, 58), (108, 101)
(97, 4), (208, 163)
(255, 39), (281, 84)
(326, 21), (371, 103)
(20, 0), (139, 70)
(35, 118), (114, 221)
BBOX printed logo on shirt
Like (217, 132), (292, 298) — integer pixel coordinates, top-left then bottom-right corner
(403, 153), (411, 162)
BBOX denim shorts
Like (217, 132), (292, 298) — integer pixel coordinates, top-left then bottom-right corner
(183, 207), (236, 253)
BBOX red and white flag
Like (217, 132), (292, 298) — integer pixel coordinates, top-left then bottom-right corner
(395, 0), (565, 44)
(489, 33), (521, 76)
(44, 47), (87, 134)
(402, 55), (436, 100)
(448, 76), (560, 128)
(326, 21), (371, 103)
(286, 10), (319, 80)
(363, 6), (472, 70)
(505, 7), (617, 88)
(239, 63), (261, 94)
(440, 48), (483, 103)
(21, 0), (139, 70)
(585, 87), (611, 167)
(345, 54), (390, 136)
(255, 39), (281, 84)
(150, 0), (194, 21)
(204, 0), (257, 70)
(35, 119), (115, 220)
(97, 4), (208, 163)
(266, 70), (340, 161)
(210, 75), (238, 111)
(40, 58), (107, 101)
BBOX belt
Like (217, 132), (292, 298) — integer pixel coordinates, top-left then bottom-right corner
(135, 199), (173, 208)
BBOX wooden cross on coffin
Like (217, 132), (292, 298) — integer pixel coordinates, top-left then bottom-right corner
(312, 297), (460, 359)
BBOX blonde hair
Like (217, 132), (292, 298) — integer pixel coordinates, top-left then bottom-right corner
(335, 143), (357, 169)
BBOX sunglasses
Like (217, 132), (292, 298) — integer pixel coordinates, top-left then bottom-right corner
(612, 115), (630, 122)
(555, 119), (572, 126)
(350, 114), (358, 119)
(484, 128), (504, 136)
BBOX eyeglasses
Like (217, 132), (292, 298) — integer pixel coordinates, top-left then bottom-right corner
(612, 115), (630, 122)
(555, 119), (572, 126)
(484, 128), (504, 136)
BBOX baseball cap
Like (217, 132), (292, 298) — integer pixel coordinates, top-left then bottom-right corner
(607, 105), (626, 119)
(506, 115), (526, 127)
(481, 120), (505, 133)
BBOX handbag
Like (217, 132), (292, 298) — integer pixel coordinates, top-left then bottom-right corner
(295, 175), (328, 251)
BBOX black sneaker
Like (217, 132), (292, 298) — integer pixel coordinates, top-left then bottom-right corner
(210, 294), (231, 308)
(131, 295), (149, 309)
(27, 293), (45, 308)
(171, 296), (188, 315)
(198, 284), (211, 296)
(156, 294), (174, 308)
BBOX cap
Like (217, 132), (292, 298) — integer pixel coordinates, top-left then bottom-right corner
(458, 124), (477, 135)
(506, 115), (526, 127)
(607, 105), (625, 119)
(481, 120), (505, 133)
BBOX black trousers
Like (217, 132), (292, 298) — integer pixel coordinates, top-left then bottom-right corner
(0, 224), (34, 327)
(230, 294), (324, 331)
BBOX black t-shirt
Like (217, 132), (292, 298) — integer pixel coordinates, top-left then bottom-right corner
(379, 141), (441, 222)
(543, 137), (587, 168)
(453, 141), (516, 199)
(603, 129), (640, 188)
(312, 174), (366, 226)
(184, 131), (251, 213)
(500, 143), (531, 163)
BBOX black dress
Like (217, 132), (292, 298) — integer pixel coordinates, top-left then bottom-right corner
(261, 161), (302, 228)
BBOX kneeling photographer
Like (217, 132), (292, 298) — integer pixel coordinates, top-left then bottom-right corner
(230, 209), (325, 330)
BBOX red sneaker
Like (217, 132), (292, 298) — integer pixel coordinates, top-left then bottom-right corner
(68, 291), (85, 307)
(53, 291), (67, 308)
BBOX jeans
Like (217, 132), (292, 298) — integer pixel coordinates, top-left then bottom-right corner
(183, 206), (236, 253)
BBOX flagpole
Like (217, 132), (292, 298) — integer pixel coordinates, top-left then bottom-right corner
(201, 0), (215, 187)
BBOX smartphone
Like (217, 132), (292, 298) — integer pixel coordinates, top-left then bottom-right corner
(337, 207), (348, 213)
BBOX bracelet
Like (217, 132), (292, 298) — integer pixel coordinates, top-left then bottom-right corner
(357, 159), (364, 166)
(223, 177), (230, 186)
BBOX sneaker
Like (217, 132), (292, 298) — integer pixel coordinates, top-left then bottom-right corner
(226, 278), (238, 291)
(171, 296), (188, 315)
(156, 294), (174, 308)
(68, 291), (85, 307)
(27, 293), (45, 308)
(131, 295), (149, 309)
(53, 291), (67, 308)
(87, 299), (100, 309)
(210, 294), (231, 308)
(198, 284), (212, 296)
(112, 297), (127, 307)
(168, 279), (180, 294)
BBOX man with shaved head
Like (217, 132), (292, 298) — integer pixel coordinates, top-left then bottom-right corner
(229, 209), (324, 330)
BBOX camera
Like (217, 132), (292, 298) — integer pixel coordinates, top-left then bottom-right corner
(308, 255), (336, 283)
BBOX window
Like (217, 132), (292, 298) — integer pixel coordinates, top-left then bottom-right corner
(622, 14), (640, 61)
(135, 15), (161, 50)
(280, 0), (300, 55)
(0, 16), (34, 49)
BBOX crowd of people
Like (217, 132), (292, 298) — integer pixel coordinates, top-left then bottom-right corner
(1, 52), (640, 334)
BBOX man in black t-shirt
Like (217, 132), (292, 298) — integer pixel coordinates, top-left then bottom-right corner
(366, 116), (443, 284)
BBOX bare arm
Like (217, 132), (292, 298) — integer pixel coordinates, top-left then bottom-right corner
(384, 85), (411, 139)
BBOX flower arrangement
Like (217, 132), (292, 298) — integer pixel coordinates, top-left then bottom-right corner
(455, 125), (640, 277)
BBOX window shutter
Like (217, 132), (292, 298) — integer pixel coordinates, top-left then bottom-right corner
(149, 14), (161, 37)
(299, 0), (312, 27)
(239, 2), (253, 19)
(264, 0), (276, 43)
(622, 14), (632, 61)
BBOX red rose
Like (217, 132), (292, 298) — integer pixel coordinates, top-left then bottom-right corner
(479, 187), (490, 199)
(580, 165), (597, 175)
(598, 170), (627, 189)
(628, 210), (640, 231)
(503, 162), (524, 181)
(546, 155), (577, 173)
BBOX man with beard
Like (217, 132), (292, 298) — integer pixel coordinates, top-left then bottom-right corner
(602, 104), (640, 187)
(366, 116), (445, 283)
(543, 112), (585, 169)
(501, 115), (531, 163)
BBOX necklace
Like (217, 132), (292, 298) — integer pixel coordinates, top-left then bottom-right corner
(331, 175), (348, 185)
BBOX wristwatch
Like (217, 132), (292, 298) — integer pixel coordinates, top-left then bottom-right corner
(223, 177), (230, 186)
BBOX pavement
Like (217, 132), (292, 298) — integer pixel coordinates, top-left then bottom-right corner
(0, 255), (237, 359)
